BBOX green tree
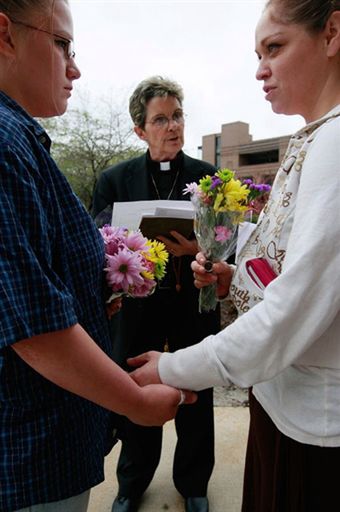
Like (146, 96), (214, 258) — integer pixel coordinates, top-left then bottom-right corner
(40, 94), (143, 210)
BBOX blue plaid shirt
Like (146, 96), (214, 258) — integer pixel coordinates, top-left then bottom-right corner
(0, 92), (114, 511)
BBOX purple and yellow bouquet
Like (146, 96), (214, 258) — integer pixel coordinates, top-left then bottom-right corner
(99, 225), (169, 301)
(184, 169), (270, 312)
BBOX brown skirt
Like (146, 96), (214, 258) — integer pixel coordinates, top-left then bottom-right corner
(242, 389), (340, 512)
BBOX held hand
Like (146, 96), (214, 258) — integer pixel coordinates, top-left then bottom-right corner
(157, 231), (198, 257)
(128, 384), (197, 426)
(191, 252), (234, 298)
(128, 350), (162, 385)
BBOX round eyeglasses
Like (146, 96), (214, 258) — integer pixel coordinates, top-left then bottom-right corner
(10, 19), (75, 60)
(145, 111), (186, 129)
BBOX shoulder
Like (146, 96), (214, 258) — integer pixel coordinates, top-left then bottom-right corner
(99, 154), (146, 182)
(0, 103), (27, 147)
(314, 111), (340, 143)
(183, 153), (216, 174)
(0, 102), (47, 167)
(304, 112), (340, 167)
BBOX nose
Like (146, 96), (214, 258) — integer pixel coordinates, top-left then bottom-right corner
(67, 58), (81, 80)
(256, 59), (271, 81)
(168, 118), (179, 130)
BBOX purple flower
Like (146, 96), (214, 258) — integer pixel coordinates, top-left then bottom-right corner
(211, 176), (223, 189)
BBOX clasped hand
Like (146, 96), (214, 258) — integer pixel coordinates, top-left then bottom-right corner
(129, 350), (162, 385)
(128, 351), (197, 413)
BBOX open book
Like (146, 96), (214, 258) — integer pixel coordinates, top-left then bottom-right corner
(111, 200), (195, 239)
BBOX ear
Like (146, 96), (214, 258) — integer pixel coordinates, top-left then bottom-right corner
(0, 14), (15, 57)
(325, 11), (340, 57)
(134, 125), (147, 142)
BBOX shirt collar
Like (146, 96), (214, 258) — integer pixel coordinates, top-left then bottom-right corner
(0, 90), (51, 151)
(294, 104), (340, 138)
(146, 149), (184, 173)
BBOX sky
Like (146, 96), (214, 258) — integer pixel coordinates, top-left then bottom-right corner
(68, 0), (304, 158)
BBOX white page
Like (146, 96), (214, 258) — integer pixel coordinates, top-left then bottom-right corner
(236, 222), (257, 261)
(154, 204), (194, 219)
(111, 200), (193, 231)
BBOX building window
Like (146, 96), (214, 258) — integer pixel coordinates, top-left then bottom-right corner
(239, 149), (279, 166)
(215, 135), (221, 168)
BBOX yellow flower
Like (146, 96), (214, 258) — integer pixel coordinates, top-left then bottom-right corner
(147, 240), (169, 264)
(141, 269), (155, 280)
(213, 191), (225, 211)
(213, 179), (250, 214)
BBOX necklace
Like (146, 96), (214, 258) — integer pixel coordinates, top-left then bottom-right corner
(150, 170), (180, 200)
(172, 256), (182, 293)
(150, 166), (182, 292)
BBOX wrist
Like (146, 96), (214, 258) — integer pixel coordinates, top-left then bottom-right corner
(217, 263), (235, 300)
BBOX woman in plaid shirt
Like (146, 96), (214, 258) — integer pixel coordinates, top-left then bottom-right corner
(0, 1), (195, 511)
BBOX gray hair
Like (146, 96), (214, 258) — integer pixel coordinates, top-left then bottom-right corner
(129, 76), (184, 128)
(265, 0), (340, 32)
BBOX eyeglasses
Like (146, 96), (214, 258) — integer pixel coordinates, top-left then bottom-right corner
(145, 111), (185, 129)
(10, 19), (75, 60)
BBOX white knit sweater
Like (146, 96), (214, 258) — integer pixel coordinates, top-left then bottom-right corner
(159, 105), (340, 446)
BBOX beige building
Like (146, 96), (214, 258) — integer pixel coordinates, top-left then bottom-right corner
(201, 121), (291, 184)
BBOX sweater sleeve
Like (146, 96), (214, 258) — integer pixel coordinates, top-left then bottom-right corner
(159, 119), (340, 390)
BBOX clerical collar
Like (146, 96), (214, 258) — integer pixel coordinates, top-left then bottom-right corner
(160, 161), (171, 171)
(146, 150), (184, 172)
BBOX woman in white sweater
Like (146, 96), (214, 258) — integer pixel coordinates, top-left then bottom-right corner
(129, 0), (340, 510)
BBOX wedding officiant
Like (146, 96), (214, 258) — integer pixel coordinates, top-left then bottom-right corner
(92, 76), (220, 512)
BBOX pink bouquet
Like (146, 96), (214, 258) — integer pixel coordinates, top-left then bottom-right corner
(99, 225), (169, 301)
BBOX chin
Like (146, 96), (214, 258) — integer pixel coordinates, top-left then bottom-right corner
(36, 103), (67, 118)
(168, 142), (183, 153)
(271, 103), (285, 115)
(50, 98), (69, 117)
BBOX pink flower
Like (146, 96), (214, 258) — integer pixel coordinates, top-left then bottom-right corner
(133, 278), (156, 297)
(105, 248), (145, 293)
(99, 225), (126, 255)
(214, 225), (232, 242)
(125, 231), (149, 252)
(183, 182), (199, 195)
(99, 225), (168, 300)
(142, 257), (155, 273)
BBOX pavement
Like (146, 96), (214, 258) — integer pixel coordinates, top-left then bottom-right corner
(88, 406), (250, 512)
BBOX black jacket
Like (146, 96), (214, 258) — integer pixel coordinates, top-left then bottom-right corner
(92, 150), (220, 365)
(92, 151), (216, 218)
